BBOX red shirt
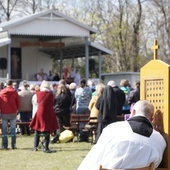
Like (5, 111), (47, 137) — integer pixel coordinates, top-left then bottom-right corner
(0, 86), (20, 114)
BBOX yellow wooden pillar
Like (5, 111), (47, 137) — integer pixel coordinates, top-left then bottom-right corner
(140, 40), (170, 170)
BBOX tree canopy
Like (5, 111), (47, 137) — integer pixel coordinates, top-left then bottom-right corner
(0, 0), (169, 76)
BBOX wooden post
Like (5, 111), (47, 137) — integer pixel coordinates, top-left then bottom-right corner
(140, 40), (170, 170)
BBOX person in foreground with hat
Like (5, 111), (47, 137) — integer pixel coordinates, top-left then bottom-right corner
(77, 100), (166, 170)
(29, 80), (59, 153)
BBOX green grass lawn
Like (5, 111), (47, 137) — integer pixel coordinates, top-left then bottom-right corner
(0, 135), (93, 170)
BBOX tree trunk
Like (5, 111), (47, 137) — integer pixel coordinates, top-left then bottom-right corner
(132, 0), (142, 72)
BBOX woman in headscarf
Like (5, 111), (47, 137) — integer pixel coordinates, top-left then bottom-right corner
(95, 85), (117, 143)
(30, 80), (59, 153)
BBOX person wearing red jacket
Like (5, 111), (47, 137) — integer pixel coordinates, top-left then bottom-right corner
(29, 80), (59, 153)
(0, 79), (20, 149)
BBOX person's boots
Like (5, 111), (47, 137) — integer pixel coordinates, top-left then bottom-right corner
(11, 135), (17, 149)
(26, 126), (30, 136)
(50, 134), (59, 144)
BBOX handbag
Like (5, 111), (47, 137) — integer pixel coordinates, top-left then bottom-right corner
(59, 130), (74, 143)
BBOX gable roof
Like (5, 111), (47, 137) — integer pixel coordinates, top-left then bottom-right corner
(0, 9), (97, 37)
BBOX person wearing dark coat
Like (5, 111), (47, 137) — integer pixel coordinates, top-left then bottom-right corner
(69, 82), (77, 114)
(50, 84), (71, 143)
(52, 73), (60, 81)
(113, 86), (125, 115)
(54, 84), (71, 130)
(108, 80), (126, 115)
(29, 80), (59, 153)
(127, 80), (140, 106)
(95, 85), (117, 143)
(59, 79), (72, 99)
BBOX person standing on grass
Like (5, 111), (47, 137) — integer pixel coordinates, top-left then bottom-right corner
(88, 83), (105, 143)
(95, 85), (117, 143)
(107, 80), (125, 115)
(31, 84), (40, 118)
(18, 80), (34, 135)
(29, 80), (59, 153)
(0, 79), (20, 149)
(51, 84), (71, 143)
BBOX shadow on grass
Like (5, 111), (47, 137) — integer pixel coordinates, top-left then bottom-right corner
(19, 146), (91, 152)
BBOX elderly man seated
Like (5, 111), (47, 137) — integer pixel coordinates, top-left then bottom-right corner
(77, 100), (166, 170)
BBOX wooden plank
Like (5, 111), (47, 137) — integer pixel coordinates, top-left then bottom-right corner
(20, 41), (65, 48)
(64, 114), (126, 143)
(64, 114), (89, 139)
(117, 115), (125, 121)
(0, 121), (30, 126)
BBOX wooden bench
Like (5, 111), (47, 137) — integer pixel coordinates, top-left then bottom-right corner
(117, 115), (125, 121)
(86, 115), (125, 143)
(0, 120), (31, 135)
(65, 114), (126, 143)
(64, 114), (90, 141)
(87, 114), (125, 128)
(0, 120), (30, 126)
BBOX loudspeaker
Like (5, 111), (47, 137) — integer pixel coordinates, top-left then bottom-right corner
(89, 59), (95, 71)
(0, 58), (7, 70)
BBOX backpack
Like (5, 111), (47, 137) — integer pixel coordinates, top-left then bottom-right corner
(121, 87), (130, 107)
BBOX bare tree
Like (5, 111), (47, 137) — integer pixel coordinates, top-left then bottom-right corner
(0, 0), (19, 21)
(11, 0), (68, 17)
(1, 0), (167, 74)
(148, 0), (170, 63)
(131, 0), (142, 71)
(93, 0), (143, 72)
(19, 0), (42, 15)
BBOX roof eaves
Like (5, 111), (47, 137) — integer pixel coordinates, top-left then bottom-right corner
(0, 11), (47, 30)
(89, 42), (113, 55)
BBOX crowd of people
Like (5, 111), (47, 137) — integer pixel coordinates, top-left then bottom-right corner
(0, 77), (137, 148)
(0, 77), (166, 169)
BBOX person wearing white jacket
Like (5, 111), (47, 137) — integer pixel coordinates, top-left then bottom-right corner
(77, 100), (166, 170)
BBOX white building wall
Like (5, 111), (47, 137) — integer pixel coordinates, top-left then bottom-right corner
(22, 47), (52, 81)
(0, 45), (8, 78)
(10, 19), (90, 37)
(0, 38), (53, 81)
(101, 72), (140, 87)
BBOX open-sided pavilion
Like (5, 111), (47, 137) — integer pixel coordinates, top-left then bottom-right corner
(0, 9), (112, 81)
